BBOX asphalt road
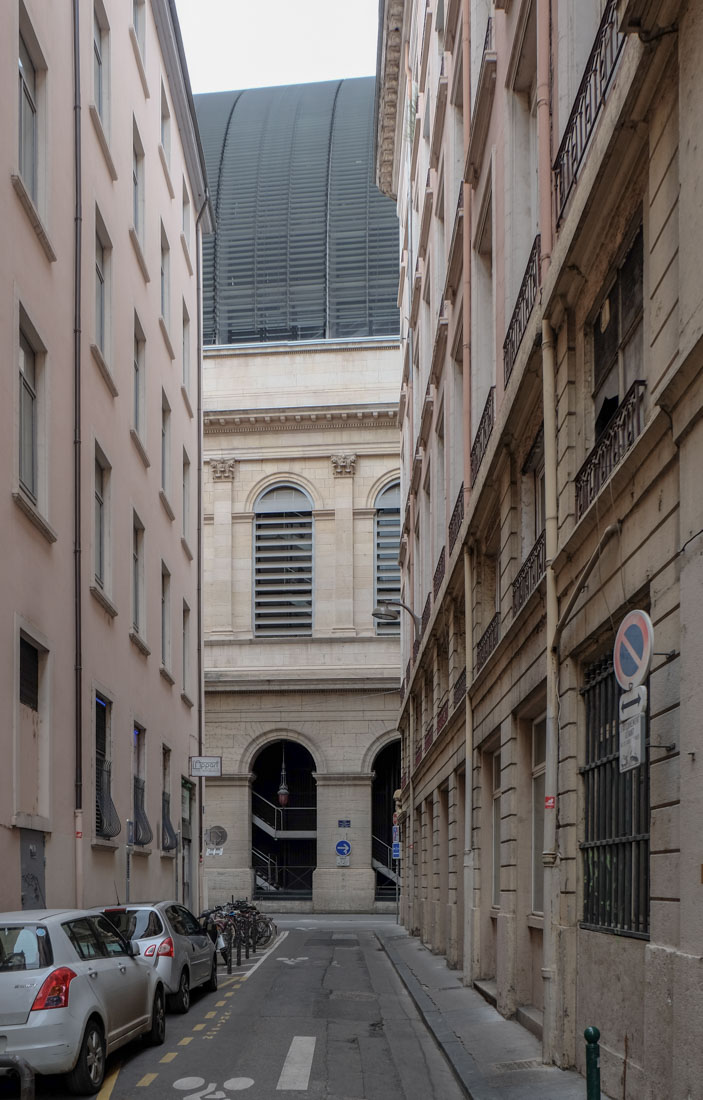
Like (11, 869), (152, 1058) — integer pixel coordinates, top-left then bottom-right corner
(2, 916), (464, 1100)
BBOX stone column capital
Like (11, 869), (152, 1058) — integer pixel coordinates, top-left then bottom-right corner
(210, 458), (237, 481)
(330, 453), (357, 477)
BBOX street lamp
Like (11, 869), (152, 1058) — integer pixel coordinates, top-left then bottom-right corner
(372, 599), (421, 632)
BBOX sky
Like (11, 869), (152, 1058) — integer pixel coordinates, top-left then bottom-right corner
(174, 0), (380, 95)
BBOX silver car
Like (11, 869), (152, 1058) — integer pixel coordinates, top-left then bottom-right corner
(0, 909), (165, 1095)
(101, 902), (217, 1013)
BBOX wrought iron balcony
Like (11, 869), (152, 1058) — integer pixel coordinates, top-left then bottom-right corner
(161, 792), (178, 852)
(414, 743), (422, 767)
(471, 387), (495, 487)
(553, 0), (624, 224)
(133, 775), (153, 847)
(453, 667), (467, 711)
(96, 758), (121, 840)
(413, 638), (420, 662)
(504, 235), (540, 386)
(406, 657), (412, 686)
(421, 591), (432, 636)
(437, 698), (449, 735)
(424, 723), (435, 753)
(476, 612), (500, 674)
(449, 483), (464, 554)
(433, 545), (446, 597)
(512, 529), (546, 617)
(575, 380), (646, 520)
(399, 677), (405, 703)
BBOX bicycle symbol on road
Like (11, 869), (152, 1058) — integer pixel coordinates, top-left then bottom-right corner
(173, 1076), (254, 1097)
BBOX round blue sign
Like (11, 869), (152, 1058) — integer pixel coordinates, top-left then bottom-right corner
(335, 840), (351, 857)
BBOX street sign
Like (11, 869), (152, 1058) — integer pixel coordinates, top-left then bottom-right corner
(335, 840), (351, 857)
(613, 610), (654, 690)
(392, 825), (399, 843)
(337, 819), (350, 828)
(392, 811), (398, 826)
(619, 685), (647, 772)
(189, 756), (222, 777)
(392, 842), (401, 859)
(336, 855), (350, 867)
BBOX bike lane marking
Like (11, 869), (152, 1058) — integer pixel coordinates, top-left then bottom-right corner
(137, 1072), (159, 1086)
(276, 1036), (316, 1091)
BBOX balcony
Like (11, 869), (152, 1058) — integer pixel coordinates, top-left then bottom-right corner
(413, 637), (420, 661)
(503, 234), (541, 386)
(96, 758), (121, 840)
(470, 387), (495, 487)
(406, 657), (412, 687)
(465, 18), (497, 186)
(415, 743), (423, 767)
(575, 380), (646, 520)
(418, 170), (433, 259)
(133, 776), (153, 847)
(449, 483), (464, 554)
(433, 545), (446, 598)
(420, 379), (435, 443)
(399, 678), (405, 703)
(410, 256), (423, 328)
(430, 300), (449, 383)
(476, 612), (500, 675)
(437, 697), (449, 735)
(452, 667), (467, 711)
(445, 188), (464, 302)
(419, 0), (433, 91)
(421, 591), (432, 636)
(424, 722), (435, 753)
(161, 791), (178, 852)
(553, 0), (625, 224)
(512, 529), (546, 617)
(430, 54), (449, 169)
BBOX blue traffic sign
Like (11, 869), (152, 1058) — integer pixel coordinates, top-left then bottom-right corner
(392, 842), (401, 859)
(335, 840), (351, 857)
(613, 610), (654, 690)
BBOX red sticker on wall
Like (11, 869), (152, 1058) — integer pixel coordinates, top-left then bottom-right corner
(544, 796), (556, 809)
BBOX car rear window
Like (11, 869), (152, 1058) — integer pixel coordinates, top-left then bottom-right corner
(0, 925), (53, 971)
(103, 908), (163, 939)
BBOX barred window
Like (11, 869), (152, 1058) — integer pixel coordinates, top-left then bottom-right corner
(254, 485), (313, 637)
(580, 655), (650, 937)
(374, 481), (401, 634)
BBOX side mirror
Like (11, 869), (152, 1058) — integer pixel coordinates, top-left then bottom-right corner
(127, 940), (140, 957)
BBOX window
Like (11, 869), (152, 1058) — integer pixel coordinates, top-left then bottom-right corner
(132, 120), (144, 242)
(160, 224), (170, 325)
(20, 636), (38, 711)
(182, 602), (190, 695)
(132, 0), (145, 56)
(182, 180), (191, 252)
(18, 630), (48, 819)
(161, 391), (170, 497)
(132, 513), (145, 634)
(94, 210), (112, 360)
(95, 693), (120, 839)
(18, 33), (37, 202)
(531, 718), (546, 914)
(593, 227), (644, 439)
(19, 329), (37, 500)
(133, 724), (152, 847)
(161, 563), (171, 670)
(161, 747), (177, 851)
(182, 450), (190, 542)
(94, 448), (111, 589)
(491, 749), (501, 907)
(133, 316), (145, 437)
(580, 655), (650, 936)
(374, 481), (401, 634)
(93, 6), (108, 125)
(182, 302), (191, 391)
(160, 82), (170, 164)
(254, 485), (313, 637)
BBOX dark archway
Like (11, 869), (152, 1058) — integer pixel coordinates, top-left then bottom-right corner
(372, 739), (401, 900)
(251, 739), (316, 898)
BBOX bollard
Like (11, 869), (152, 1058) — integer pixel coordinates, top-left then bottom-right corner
(226, 925), (233, 975)
(0, 1055), (35, 1100)
(584, 1026), (601, 1100)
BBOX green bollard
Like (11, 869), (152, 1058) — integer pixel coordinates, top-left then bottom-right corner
(584, 1026), (601, 1100)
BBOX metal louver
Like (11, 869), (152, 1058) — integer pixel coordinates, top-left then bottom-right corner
(375, 482), (401, 635)
(254, 487), (313, 637)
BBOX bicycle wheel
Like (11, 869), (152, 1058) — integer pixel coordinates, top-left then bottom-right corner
(256, 916), (274, 947)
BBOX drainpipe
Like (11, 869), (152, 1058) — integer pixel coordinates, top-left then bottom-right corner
(72, 0), (84, 909)
(195, 188), (210, 912)
(536, 0), (553, 282)
(462, 543), (475, 981)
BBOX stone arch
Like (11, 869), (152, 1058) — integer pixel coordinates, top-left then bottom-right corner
(361, 728), (401, 775)
(365, 469), (401, 511)
(244, 471), (323, 513)
(240, 727), (326, 775)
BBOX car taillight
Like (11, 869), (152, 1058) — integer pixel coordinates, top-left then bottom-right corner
(143, 944), (157, 957)
(157, 937), (174, 957)
(31, 968), (77, 1011)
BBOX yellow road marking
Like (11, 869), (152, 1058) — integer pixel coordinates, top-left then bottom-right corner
(137, 1072), (158, 1086)
(205, 1011), (216, 1018)
(96, 1061), (122, 1100)
(216, 1000), (226, 1006)
(224, 991), (234, 997)
(160, 1052), (178, 1063)
(193, 1023), (206, 1031)
(178, 1037), (193, 1046)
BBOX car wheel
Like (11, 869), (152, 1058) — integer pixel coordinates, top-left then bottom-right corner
(146, 986), (166, 1045)
(203, 954), (218, 993)
(65, 1017), (105, 1095)
(170, 968), (190, 1014)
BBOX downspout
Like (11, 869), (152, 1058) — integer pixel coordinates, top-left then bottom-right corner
(404, 38), (416, 935)
(536, 0), (553, 281)
(461, 0), (475, 987)
(195, 189), (210, 911)
(72, 0), (84, 909)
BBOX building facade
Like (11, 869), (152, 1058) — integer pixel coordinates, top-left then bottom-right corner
(377, 0), (703, 1095)
(1, 0), (209, 911)
(197, 80), (403, 912)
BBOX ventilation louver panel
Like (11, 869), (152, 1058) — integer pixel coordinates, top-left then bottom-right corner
(375, 483), (401, 635)
(254, 508), (313, 637)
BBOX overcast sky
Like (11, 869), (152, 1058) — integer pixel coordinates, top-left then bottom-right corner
(174, 0), (380, 94)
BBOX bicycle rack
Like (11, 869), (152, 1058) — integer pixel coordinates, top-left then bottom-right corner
(0, 1056), (35, 1100)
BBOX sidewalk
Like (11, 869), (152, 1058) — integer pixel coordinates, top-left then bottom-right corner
(378, 928), (606, 1100)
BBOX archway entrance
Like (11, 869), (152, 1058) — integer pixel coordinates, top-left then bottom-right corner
(372, 739), (401, 900)
(251, 739), (316, 899)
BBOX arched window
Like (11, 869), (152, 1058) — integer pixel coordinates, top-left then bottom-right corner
(254, 485), (313, 637)
(374, 481), (401, 635)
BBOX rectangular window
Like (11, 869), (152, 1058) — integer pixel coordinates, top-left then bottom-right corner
(133, 316), (145, 437)
(132, 121), (144, 241)
(182, 302), (191, 391)
(182, 180), (191, 251)
(133, 723), (152, 847)
(95, 232), (105, 353)
(132, 512), (144, 634)
(182, 450), (190, 541)
(374, 482), (401, 635)
(20, 637), (39, 711)
(94, 453), (105, 587)
(18, 33), (37, 201)
(182, 601), (190, 694)
(94, 209), (112, 361)
(161, 391), (170, 496)
(161, 746), (177, 851)
(580, 655), (650, 936)
(492, 750), (501, 907)
(593, 227), (644, 439)
(95, 694), (120, 838)
(532, 717), (546, 914)
(93, 7), (107, 123)
(160, 224), (170, 325)
(161, 563), (171, 670)
(132, 0), (145, 55)
(160, 82), (170, 164)
(19, 329), (37, 500)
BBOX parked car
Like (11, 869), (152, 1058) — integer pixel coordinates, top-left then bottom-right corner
(101, 902), (217, 1013)
(0, 909), (165, 1095)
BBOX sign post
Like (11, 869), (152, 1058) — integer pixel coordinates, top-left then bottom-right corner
(613, 610), (653, 773)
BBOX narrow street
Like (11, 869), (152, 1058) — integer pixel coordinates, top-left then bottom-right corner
(1, 917), (463, 1100)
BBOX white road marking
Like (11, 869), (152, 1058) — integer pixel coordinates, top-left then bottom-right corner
(223, 1079), (254, 1091)
(277, 956), (309, 965)
(241, 929), (288, 979)
(276, 1036), (317, 1091)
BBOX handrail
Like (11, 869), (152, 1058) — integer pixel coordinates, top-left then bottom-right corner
(503, 235), (541, 385)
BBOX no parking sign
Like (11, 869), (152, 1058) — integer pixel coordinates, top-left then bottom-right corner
(613, 610), (654, 690)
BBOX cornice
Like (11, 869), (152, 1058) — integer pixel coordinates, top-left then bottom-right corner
(375, 0), (407, 198)
(204, 405), (398, 435)
(204, 336), (399, 359)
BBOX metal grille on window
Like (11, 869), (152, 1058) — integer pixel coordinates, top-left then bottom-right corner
(375, 482), (401, 634)
(133, 775), (153, 847)
(579, 655), (649, 937)
(95, 696), (121, 839)
(254, 486), (313, 637)
(161, 792), (178, 852)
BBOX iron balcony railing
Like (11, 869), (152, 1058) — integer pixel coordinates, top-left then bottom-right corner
(421, 591), (432, 636)
(133, 776), (153, 847)
(252, 791), (316, 834)
(553, 0), (625, 224)
(161, 792), (178, 852)
(433, 546), (446, 597)
(406, 657), (412, 687)
(437, 697), (449, 735)
(449, 483), (464, 554)
(476, 612), (500, 674)
(575, 381), (646, 520)
(424, 722), (435, 753)
(453, 667), (467, 711)
(414, 743), (422, 767)
(512, 529), (546, 617)
(471, 387), (495, 486)
(96, 757), (121, 839)
(504, 235), (541, 386)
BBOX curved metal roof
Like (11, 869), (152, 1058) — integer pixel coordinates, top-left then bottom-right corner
(195, 77), (399, 345)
